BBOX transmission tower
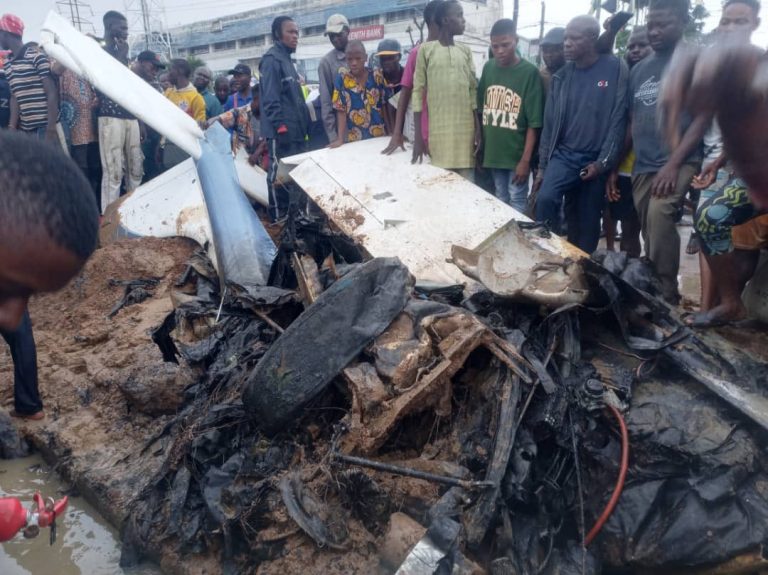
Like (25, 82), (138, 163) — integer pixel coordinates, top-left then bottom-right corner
(56, 0), (96, 35)
(124, 0), (173, 59)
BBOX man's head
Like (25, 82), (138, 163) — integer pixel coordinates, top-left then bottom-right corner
(647, 0), (688, 53)
(214, 76), (230, 104)
(167, 58), (191, 88)
(272, 16), (299, 52)
(159, 72), (171, 91)
(103, 10), (128, 43)
(345, 40), (367, 76)
(424, 0), (444, 37)
(0, 14), (24, 50)
(540, 27), (565, 73)
(376, 39), (402, 76)
(436, 0), (465, 37)
(718, 0), (760, 41)
(193, 66), (212, 91)
(228, 63), (252, 94)
(324, 14), (349, 52)
(490, 18), (519, 67)
(626, 26), (652, 66)
(564, 16), (600, 63)
(0, 132), (99, 331)
(136, 50), (165, 82)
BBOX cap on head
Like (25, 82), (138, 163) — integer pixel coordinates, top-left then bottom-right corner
(228, 63), (251, 75)
(0, 14), (24, 37)
(541, 27), (565, 46)
(227, 64), (251, 76)
(376, 38), (402, 56)
(137, 50), (166, 69)
(325, 14), (350, 35)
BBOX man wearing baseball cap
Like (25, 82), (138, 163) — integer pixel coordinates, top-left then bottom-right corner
(0, 13), (59, 142)
(318, 14), (349, 142)
(225, 63), (253, 111)
(376, 38), (404, 92)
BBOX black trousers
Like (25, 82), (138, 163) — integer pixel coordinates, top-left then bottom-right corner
(1, 310), (42, 415)
(70, 142), (103, 213)
(267, 138), (306, 221)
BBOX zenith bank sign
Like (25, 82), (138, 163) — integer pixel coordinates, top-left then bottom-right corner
(349, 25), (385, 41)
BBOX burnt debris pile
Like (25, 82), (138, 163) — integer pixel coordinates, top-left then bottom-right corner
(119, 212), (768, 575)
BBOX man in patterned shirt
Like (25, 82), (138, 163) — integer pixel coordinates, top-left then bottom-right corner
(0, 14), (59, 141)
(328, 40), (390, 148)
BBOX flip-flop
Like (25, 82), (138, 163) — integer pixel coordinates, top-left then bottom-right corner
(682, 310), (749, 328)
(10, 410), (45, 421)
(686, 235), (701, 255)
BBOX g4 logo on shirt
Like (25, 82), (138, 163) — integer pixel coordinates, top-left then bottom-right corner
(597, 80), (609, 88)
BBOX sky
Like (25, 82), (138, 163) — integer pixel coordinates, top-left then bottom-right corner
(13, 0), (768, 48)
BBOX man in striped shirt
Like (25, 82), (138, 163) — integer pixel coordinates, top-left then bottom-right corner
(0, 14), (59, 141)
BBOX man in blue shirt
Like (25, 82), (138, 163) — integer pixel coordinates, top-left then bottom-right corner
(535, 15), (628, 253)
(225, 63), (254, 111)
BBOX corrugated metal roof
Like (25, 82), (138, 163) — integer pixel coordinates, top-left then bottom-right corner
(170, 0), (426, 48)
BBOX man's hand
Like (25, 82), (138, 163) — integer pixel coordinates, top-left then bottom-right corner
(45, 125), (58, 143)
(328, 139), (343, 149)
(580, 162), (601, 182)
(532, 171), (544, 195)
(691, 161), (719, 190)
(651, 161), (679, 198)
(514, 159), (531, 185)
(382, 132), (405, 155)
(606, 171), (620, 202)
(473, 125), (482, 158)
(412, 136), (429, 164)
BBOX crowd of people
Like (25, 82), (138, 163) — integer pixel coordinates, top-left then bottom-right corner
(0, 0), (767, 423)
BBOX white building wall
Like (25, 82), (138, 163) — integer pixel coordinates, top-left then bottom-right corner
(171, 0), (503, 79)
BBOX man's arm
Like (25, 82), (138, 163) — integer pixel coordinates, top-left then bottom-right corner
(650, 114), (708, 197)
(259, 55), (287, 134)
(8, 92), (18, 130)
(41, 76), (59, 140)
(594, 59), (629, 176)
(318, 56), (338, 142)
(411, 46), (429, 164)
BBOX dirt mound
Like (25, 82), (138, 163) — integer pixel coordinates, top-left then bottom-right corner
(0, 237), (197, 527)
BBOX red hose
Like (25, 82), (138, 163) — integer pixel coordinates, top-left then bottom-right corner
(584, 404), (629, 546)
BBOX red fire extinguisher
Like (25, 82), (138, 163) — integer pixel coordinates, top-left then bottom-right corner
(0, 492), (68, 543)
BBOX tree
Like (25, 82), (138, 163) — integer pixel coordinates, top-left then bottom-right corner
(186, 55), (207, 70)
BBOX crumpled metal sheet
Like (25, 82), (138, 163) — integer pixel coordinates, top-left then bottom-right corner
(451, 222), (589, 306)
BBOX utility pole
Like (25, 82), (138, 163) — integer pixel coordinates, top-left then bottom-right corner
(56, 0), (95, 34)
(125, 0), (173, 59)
(537, 1), (545, 66)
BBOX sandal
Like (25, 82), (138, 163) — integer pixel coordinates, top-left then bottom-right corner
(10, 410), (45, 421)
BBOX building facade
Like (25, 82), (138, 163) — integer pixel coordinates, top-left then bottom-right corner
(157, 0), (503, 83)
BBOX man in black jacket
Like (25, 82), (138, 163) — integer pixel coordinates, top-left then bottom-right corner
(534, 16), (628, 254)
(259, 16), (310, 221)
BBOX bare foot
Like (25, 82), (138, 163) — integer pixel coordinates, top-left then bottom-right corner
(684, 301), (748, 327)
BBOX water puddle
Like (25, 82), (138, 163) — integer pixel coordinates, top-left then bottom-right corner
(0, 455), (160, 575)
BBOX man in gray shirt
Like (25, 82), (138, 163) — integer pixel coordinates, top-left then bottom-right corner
(318, 14), (349, 143)
(629, 0), (707, 304)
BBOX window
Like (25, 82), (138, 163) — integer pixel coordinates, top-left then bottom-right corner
(385, 9), (415, 23)
(350, 16), (380, 27)
(213, 40), (236, 51)
(239, 36), (264, 48)
(176, 48), (187, 56)
(190, 45), (210, 55)
(301, 58), (320, 84)
(303, 25), (325, 37)
(211, 19), (223, 33)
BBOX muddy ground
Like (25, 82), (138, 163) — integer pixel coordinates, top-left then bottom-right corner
(0, 237), (438, 574)
(0, 238), (215, 571)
